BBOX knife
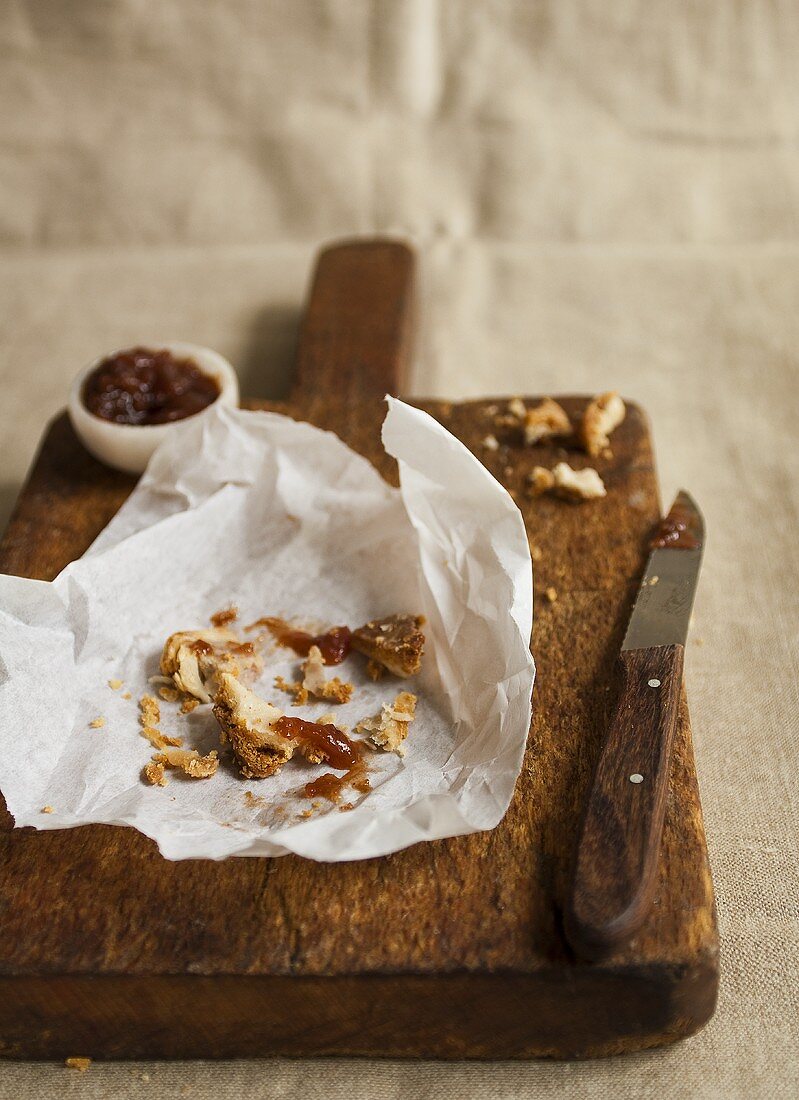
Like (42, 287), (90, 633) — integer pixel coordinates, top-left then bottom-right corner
(566, 490), (705, 960)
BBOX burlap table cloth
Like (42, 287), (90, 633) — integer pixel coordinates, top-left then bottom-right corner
(1, 2), (796, 1097)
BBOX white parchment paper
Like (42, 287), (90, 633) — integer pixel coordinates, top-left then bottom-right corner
(0, 399), (534, 861)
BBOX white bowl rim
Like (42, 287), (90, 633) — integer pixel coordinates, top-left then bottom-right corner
(69, 341), (238, 434)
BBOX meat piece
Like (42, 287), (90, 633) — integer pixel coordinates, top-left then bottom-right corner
(351, 614), (425, 678)
(212, 672), (294, 779)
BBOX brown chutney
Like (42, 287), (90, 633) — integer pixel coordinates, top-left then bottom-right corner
(82, 346), (220, 425)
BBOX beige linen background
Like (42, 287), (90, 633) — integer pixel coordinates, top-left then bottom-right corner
(1, 1), (798, 1097)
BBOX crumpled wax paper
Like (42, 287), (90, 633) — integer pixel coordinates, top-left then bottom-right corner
(0, 398), (534, 861)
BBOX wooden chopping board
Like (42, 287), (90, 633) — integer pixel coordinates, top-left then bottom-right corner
(0, 240), (718, 1060)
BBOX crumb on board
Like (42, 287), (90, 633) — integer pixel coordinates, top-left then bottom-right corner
(522, 397), (571, 446)
(529, 462), (606, 502)
(181, 697), (200, 714)
(694, 637), (705, 646)
(649, 575), (659, 586)
(529, 466), (555, 494)
(481, 434), (499, 451)
(211, 606), (239, 627)
(89, 716), (105, 729)
(545, 587), (558, 603)
(580, 392), (626, 456)
(65, 1057), (91, 1072)
(108, 679), (123, 690)
(339, 802), (355, 812)
(158, 685), (180, 703)
(244, 790), (267, 809)
(530, 544), (543, 562)
(122, 691), (132, 700)
(41, 805), (54, 814)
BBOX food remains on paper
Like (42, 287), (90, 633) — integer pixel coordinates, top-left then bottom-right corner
(140, 611), (424, 804)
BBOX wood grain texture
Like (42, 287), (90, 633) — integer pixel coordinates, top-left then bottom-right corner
(568, 644), (685, 960)
(0, 241), (718, 1060)
(292, 238), (415, 401)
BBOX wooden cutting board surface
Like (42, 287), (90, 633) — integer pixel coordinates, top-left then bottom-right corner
(0, 241), (718, 1060)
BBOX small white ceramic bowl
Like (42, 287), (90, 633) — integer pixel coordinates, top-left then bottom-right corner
(68, 341), (239, 475)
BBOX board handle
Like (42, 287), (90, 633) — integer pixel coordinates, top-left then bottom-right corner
(292, 238), (416, 403)
(566, 644), (684, 959)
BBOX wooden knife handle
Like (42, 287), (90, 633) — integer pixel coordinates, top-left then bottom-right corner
(566, 644), (684, 959)
(292, 238), (416, 403)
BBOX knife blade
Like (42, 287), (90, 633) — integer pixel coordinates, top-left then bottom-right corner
(566, 491), (705, 959)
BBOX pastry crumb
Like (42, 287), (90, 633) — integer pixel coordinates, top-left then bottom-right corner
(108, 679), (123, 690)
(352, 614), (425, 677)
(139, 694), (182, 749)
(482, 434), (500, 451)
(529, 462), (606, 502)
(140, 694), (160, 727)
(89, 716), (105, 729)
(339, 802), (355, 813)
(274, 673), (307, 705)
(211, 606), (239, 627)
(213, 673), (292, 779)
(143, 760), (168, 787)
(529, 466), (555, 494)
(300, 645), (353, 704)
(580, 392), (625, 456)
(355, 691), (417, 756)
(158, 686), (180, 703)
(545, 587), (558, 603)
(522, 397), (571, 445)
(65, 1057), (91, 1072)
(649, 575), (659, 586)
(122, 691), (132, 700)
(530, 544), (543, 562)
(298, 808), (313, 819)
(41, 805), (54, 814)
(181, 697), (200, 714)
(155, 746), (219, 779)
